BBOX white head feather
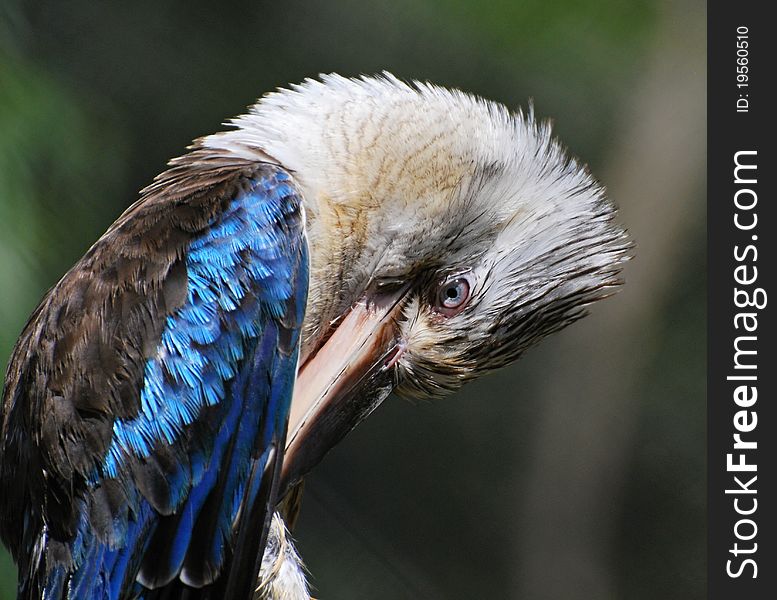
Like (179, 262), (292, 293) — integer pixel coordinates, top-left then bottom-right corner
(203, 73), (629, 394)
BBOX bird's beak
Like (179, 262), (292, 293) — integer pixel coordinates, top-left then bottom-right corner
(280, 285), (410, 491)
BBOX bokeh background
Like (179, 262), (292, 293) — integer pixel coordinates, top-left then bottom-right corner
(0, 0), (705, 598)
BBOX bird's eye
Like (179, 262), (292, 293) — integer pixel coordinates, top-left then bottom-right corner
(435, 274), (473, 315)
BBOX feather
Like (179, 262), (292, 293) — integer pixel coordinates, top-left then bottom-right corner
(0, 156), (308, 599)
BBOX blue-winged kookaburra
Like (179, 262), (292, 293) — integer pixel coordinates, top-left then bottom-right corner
(0, 73), (629, 599)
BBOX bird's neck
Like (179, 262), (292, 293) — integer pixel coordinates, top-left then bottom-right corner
(296, 188), (380, 359)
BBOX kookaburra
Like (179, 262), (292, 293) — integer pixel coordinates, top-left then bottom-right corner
(0, 73), (629, 599)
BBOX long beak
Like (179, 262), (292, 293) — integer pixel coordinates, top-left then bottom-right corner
(280, 286), (409, 491)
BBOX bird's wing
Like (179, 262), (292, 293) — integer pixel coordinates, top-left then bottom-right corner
(0, 153), (308, 600)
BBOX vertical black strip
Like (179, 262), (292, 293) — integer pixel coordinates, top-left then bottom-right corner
(709, 3), (776, 598)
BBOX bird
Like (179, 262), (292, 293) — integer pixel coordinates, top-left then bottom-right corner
(0, 73), (629, 600)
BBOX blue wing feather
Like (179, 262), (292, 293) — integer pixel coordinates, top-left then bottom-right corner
(135, 170), (307, 593)
(1, 164), (308, 599)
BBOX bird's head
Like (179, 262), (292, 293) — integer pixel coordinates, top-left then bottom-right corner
(204, 74), (630, 486)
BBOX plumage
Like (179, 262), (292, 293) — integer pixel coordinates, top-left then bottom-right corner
(1, 159), (307, 599)
(1, 73), (629, 600)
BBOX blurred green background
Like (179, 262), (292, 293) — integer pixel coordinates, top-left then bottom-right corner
(0, 0), (705, 598)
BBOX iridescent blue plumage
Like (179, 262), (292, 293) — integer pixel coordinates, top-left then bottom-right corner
(0, 158), (308, 600)
(106, 172), (301, 478)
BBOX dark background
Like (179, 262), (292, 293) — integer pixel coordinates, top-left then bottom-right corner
(0, 0), (705, 598)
